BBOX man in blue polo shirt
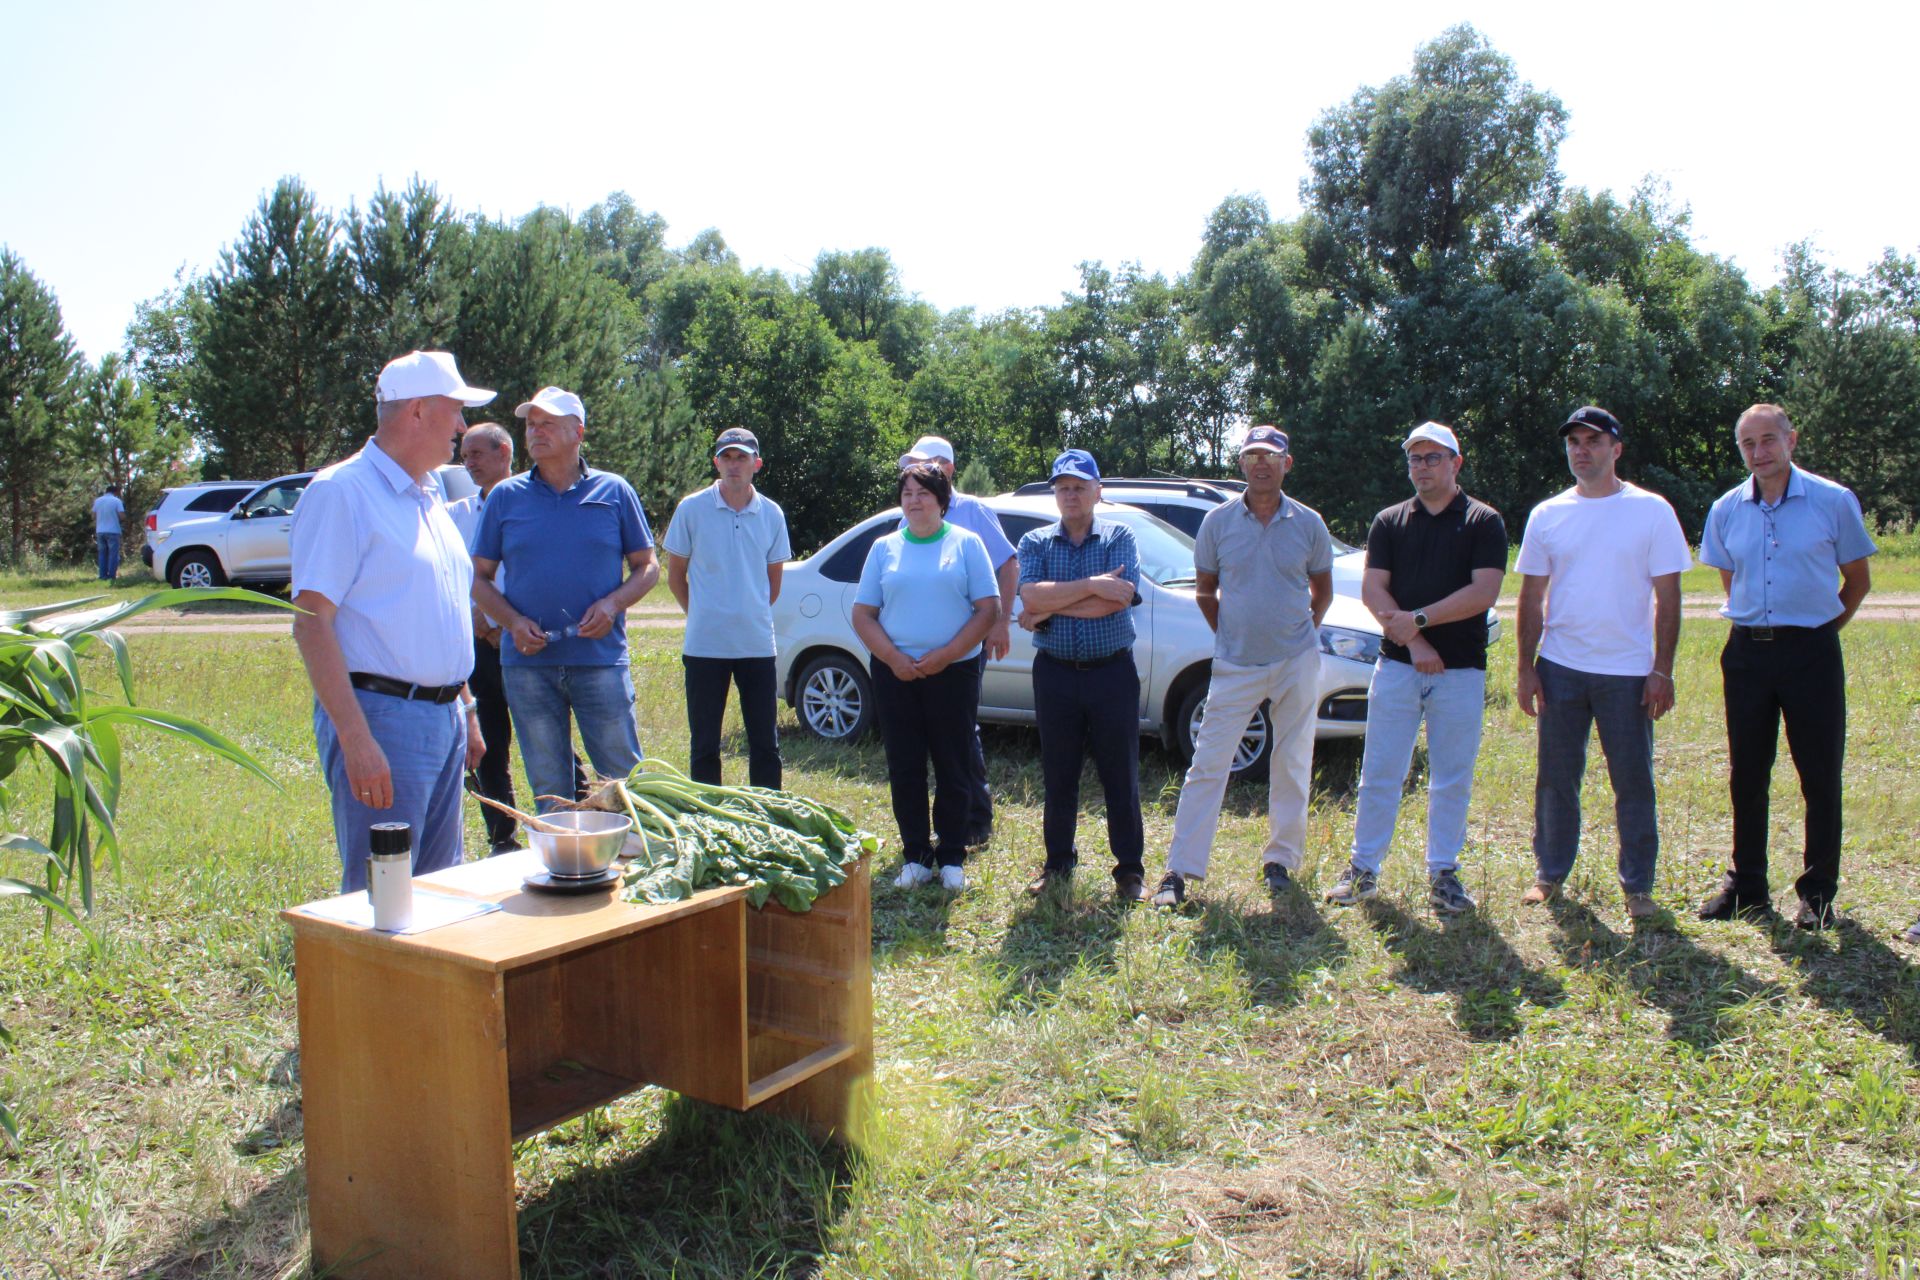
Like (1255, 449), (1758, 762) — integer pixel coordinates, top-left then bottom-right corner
(471, 386), (658, 809)
(1016, 448), (1147, 901)
(664, 427), (792, 789)
(1695, 403), (1874, 930)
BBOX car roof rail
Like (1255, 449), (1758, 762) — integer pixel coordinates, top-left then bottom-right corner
(1012, 476), (1239, 499)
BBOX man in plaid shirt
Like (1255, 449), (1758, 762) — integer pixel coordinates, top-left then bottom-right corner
(1016, 449), (1148, 902)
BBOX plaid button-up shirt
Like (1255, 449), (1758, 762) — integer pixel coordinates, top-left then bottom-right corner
(1017, 517), (1140, 660)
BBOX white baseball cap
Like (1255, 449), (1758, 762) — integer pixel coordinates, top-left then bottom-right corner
(898, 434), (955, 468)
(375, 351), (495, 406)
(514, 386), (587, 425)
(1403, 421), (1460, 454)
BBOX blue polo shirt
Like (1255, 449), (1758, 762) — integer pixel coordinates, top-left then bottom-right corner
(661, 483), (792, 659)
(1699, 466), (1876, 628)
(472, 462), (653, 667)
(1016, 517), (1140, 660)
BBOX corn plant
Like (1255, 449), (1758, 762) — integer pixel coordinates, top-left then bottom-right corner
(0, 587), (294, 1141)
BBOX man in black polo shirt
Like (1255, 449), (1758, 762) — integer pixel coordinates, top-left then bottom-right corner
(1327, 422), (1506, 914)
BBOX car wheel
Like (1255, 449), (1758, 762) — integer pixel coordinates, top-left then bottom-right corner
(169, 551), (227, 590)
(1173, 682), (1274, 780)
(795, 653), (874, 742)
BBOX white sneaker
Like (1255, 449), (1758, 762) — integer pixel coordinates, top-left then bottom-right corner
(939, 865), (967, 891)
(895, 863), (934, 888)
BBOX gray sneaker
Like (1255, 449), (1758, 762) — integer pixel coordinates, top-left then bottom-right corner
(1325, 863), (1378, 906)
(1429, 869), (1477, 915)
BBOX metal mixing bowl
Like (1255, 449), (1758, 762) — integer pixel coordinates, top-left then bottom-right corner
(528, 810), (634, 878)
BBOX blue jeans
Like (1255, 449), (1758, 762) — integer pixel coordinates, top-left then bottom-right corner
(314, 689), (468, 893)
(1531, 657), (1659, 894)
(1351, 659), (1486, 875)
(501, 663), (643, 812)
(96, 533), (121, 580)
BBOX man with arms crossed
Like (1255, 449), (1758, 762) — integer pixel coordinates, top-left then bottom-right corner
(1151, 425), (1332, 906)
(471, 387), (658, 809)
(447, 423), (522, 853)
(1327, 422), (1506, 914)
(290, 351), (490, 890)
(899, 434), (1017, 845)
(1695, 404), (1874, 930)
(1017, 448), (1147, 901)
(664, 427), (793, 789)
(1516, 406), (1691, 918)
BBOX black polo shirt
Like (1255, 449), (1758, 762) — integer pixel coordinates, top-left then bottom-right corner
(1365, 490), (1507, 670)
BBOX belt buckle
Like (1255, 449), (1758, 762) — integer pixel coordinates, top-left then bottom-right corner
(1750, 626), (1774, 642)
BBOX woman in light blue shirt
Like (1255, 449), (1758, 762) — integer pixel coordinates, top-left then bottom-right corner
(853, 464), (999, 891)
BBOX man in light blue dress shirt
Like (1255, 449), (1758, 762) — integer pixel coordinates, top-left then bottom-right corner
(290, 351), (492, 891)
(1695, 404), (1874, 931)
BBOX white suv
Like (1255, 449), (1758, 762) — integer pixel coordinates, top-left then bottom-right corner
(139, 481), (260, 574)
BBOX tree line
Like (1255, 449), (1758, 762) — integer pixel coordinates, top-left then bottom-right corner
(3, 24), (1915, 567)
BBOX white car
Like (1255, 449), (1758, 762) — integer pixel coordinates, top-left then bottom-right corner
(773, 495), (1383, 778)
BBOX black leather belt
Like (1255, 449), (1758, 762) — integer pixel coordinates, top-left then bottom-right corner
(1732, 622), (1832, 643)
(350, 672), (464, 703)
(1040, 649), (1129, 671)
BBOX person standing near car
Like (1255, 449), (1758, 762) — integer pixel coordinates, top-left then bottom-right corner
(1151, 426), (1332, 907)
(290, 350), (490, 891)
(898, 434), (1017, 846)
(853, 464), (999, 891)
(92, 484), (124, 582)
(471, 387), (657, 810)
(1694, 404), (1874, 931)
(1325, 423), (1506, 915)
(664, 427), (793, 789)
(446, 422), (523, 853)
(1515, 405), (1691, 919)
(1017, 449), (1148, 901)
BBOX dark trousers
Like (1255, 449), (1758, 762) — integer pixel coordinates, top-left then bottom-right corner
(468, 637), (519, 847)
(684, 655), (782, 790)
(1531, 657), (1659, 895)
(965, 650), (993, 838)
(1032, 650), (1145, 881)
(1723, 625), (1846, 906)
(871, 658), (978, 867)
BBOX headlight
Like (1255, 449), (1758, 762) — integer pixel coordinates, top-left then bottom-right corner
(1318, 625), (1380, 664)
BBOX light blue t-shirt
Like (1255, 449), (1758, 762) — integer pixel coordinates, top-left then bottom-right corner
(944, 490), (1016, 569)
(853, 523), (997, 660)
(1699, 466), (1877, 628)
(92, 493), (124, 534)
(662, 483), (793, 659)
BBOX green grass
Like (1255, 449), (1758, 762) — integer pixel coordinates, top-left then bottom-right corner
(5, 616), (1920, 1276)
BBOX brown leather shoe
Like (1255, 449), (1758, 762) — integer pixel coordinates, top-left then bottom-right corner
(1521, 879), (1562, 906)
(1115, 873), (1149, 904)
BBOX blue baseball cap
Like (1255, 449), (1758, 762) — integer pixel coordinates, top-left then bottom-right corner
(1049, 448), (1100, 484)
(1240, 425), (1289, 455)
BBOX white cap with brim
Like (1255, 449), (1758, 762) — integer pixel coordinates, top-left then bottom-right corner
(376, 351), (496, 407)
(899, 434), (955, 468)
(514, 386), (587, 425)
(1403, 421), (1461, 454)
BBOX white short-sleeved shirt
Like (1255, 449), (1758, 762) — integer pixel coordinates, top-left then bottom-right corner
(1515, 482), (1692, 676)
(661, 484), (793, 659)
(448, 490), (505, 627)
(290, 438), (475, 687)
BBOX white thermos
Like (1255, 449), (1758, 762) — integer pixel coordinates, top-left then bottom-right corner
(367, 822), (414, 931)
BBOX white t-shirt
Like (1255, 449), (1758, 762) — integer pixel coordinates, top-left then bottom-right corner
(1515, 482), (1692, 677)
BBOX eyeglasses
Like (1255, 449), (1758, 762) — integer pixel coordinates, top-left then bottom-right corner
(1406, 451), (1454, 468)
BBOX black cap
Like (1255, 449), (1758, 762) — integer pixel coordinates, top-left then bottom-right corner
(713, 427), (761, 457)
(369, 822), (412, 855)
(1560, 406), (1623, 438)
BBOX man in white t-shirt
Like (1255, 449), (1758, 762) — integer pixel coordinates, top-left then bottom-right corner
(1515, 406), (1692, 918)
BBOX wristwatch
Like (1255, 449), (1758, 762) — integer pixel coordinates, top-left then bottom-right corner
(1413, 609), (1430, 630)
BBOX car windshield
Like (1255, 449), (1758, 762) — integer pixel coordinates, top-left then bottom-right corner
(1098, 508), (1196, 587)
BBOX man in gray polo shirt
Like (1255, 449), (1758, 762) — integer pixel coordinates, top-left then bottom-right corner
(1153, 425), (1333, 905)
(664, 427), (793, 788)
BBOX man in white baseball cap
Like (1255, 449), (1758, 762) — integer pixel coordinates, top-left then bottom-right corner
(291, 351), (494, 891)
(898, 434), (1016, 846)
(472, 385), (659, 808)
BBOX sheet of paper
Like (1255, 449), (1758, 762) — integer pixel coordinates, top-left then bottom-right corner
(417, 848), (549, 896)
(293, 888), (501, 935)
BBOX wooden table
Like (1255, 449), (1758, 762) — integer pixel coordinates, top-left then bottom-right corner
(283, 850), (871, 1280)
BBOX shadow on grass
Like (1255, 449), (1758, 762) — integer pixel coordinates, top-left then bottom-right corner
(1191, 891), (1351, 1008)
(1547, 898), (1781, 1052)
(1363, 900), (1565, 1040)
(514, 1097), (854, 1280)
(132, 1167), (306, 1279)
(992, 889), (1126, 1009)
(870, 874), (957, 964)
(1768, 917), (1920, 1061)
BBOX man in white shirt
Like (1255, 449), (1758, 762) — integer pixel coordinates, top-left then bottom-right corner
(1515, 406), (1692, 918)
(92, 485), (125, 582)
(290, 351), (491, 891)
(447, 423), (521, 853)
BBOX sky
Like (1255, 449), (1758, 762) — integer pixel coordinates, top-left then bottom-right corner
(5, 0), (1915, 366)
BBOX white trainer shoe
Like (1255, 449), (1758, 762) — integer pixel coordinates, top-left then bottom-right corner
(895, 863), (934, 888)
